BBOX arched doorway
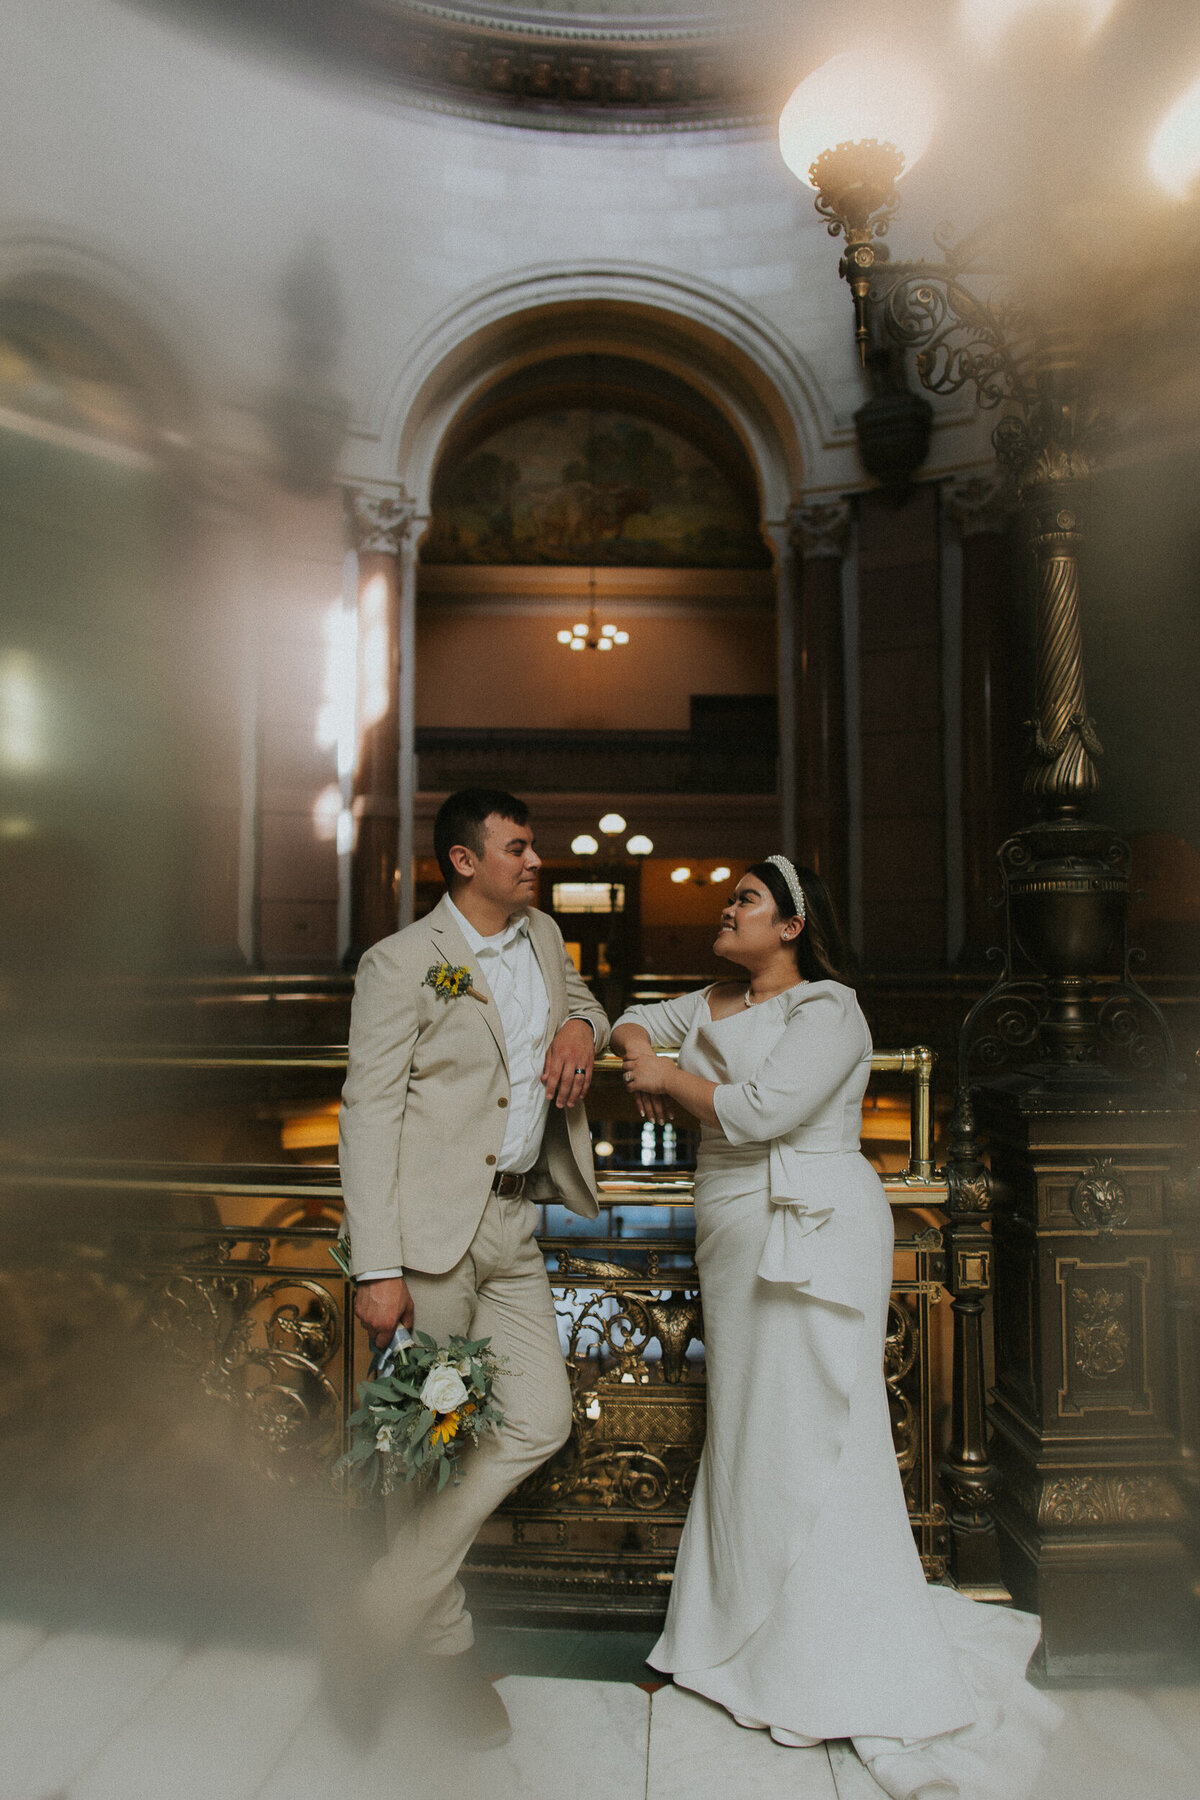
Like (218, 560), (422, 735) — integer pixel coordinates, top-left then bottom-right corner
(413, 346), (777, 986)
(364, 273), (825, 956)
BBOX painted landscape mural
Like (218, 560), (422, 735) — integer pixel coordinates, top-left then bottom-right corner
(423, 407), (769, 567)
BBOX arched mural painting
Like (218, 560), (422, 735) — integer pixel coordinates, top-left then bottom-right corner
(423, 354), (772, 569)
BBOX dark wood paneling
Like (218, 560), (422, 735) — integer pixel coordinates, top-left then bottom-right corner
(858, 486), (946, 967)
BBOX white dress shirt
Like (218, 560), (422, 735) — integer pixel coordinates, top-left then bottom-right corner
(357, 899), (593, 1283)
(445, 896), (552, 1174)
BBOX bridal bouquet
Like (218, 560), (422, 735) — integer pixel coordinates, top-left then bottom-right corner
(330, 1243), (505, 1496)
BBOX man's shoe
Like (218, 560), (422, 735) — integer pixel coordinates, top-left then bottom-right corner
(419, 1645), (512, 1750)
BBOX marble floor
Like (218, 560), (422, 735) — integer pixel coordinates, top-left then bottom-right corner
(0, 1616), (1197, 1800)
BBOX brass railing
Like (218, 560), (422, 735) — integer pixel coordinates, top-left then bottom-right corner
(0, 1040), (959, 1626)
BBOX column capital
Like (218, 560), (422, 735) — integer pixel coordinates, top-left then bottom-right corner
(942, 471), (1011, 540)
(787, 499), (852, 561)
(346, 483), (420, 556)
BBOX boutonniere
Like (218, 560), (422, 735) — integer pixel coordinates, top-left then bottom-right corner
(423, 960), (487, 1003)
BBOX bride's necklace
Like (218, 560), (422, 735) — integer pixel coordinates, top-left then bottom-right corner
(744, 978), (805, 1008)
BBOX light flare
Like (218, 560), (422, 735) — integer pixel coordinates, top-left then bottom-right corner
(313, 783), (342, 842)
(359, 573), (390, 730)
(316, 598), (357, 780)
(960, 0), (1117, 53)
(0, 651), (43, 771)
(1149, 71), (1200, 200)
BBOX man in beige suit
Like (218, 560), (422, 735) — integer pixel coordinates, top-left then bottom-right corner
(337, 787), (609, 1743)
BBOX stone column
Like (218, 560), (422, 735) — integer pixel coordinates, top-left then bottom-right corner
(787, 501), (852, 922)
(345, 485), (417, 960)
(942, 475), (1017, 964)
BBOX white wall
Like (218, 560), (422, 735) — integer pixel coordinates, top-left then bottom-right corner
(0, 0), (987, 492)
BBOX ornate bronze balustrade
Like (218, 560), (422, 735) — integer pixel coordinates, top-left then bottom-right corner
(0, 1042), (968, 1628)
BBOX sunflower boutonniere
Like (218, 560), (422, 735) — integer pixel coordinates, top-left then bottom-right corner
(423, 960), (487, 1003)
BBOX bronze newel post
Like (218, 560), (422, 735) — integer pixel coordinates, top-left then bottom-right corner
(345, 485), (417, 961)
(942, 344), (1195, 1680)
(787, 500), (851, 923)
(788, 59), (1200, 1683)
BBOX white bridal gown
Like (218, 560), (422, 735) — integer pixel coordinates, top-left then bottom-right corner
(613, 982), (1060, 1800)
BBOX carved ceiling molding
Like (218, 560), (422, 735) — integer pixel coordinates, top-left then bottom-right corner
(155, 0), (772, 131)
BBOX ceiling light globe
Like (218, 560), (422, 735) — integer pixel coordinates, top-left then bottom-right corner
(599, 813), (626, 835)
(710, 866), (731, 883)
(670, 866), (692, 884)
(571, 834), (599, 855)
(626, 834), (653, 856)
(779, 51), (939, 189)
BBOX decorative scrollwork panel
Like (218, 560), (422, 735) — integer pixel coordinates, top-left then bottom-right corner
(489, 1229), (950, 1582)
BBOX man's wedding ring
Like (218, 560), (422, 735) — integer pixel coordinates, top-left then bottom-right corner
(624, 1071), (634, 1083)
(573, 1066), (586, 1074)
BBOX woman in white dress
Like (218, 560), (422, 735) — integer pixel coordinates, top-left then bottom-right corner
(610, 857), (1058, 1800)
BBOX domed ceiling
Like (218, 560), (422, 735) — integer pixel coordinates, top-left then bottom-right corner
(149, 1), (797, 130)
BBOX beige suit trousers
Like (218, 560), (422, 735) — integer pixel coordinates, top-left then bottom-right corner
(357, 1189), (571, 1656)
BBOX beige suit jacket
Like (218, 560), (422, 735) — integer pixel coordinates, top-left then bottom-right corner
(338, 894), (610, 1277)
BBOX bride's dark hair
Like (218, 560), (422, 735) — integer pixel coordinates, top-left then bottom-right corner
(746, 860), (849, 984)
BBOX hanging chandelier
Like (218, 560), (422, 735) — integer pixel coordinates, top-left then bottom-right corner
(557, 597), (630, 653)
(556, 355), (630, 652)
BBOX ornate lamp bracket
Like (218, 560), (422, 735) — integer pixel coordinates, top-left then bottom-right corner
(809, 140), (904, 361)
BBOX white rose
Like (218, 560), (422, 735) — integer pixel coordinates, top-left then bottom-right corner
(375, 1426), (395, 1452)
(420, 1365), (469, 1415)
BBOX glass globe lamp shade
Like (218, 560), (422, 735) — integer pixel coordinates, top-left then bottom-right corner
(1149, 70), (1200, 199)
(599, 813), (627, 835)
(626, 834), (653, 856)
(557, 629), (573, 644)
(571, 834), (599, 855)
(670, 866), (692, 884)
(779, 51), (939, 191)
(710, 866), (731, 883)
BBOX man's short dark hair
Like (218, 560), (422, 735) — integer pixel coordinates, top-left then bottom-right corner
(433, 788), (530, 888)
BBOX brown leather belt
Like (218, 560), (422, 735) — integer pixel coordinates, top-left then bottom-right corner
(491, 1170), (527, 1198)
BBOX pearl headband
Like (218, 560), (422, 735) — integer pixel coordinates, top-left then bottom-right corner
(765, 854), (807, 924)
